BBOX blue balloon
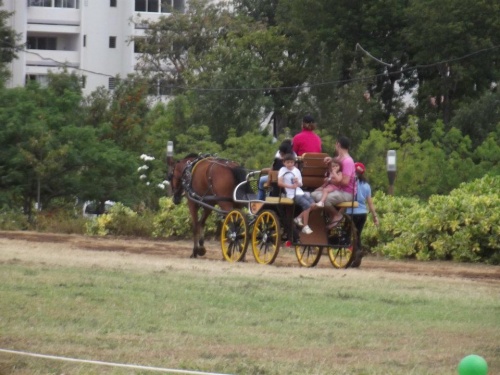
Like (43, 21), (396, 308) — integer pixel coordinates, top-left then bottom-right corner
(458, 354), (488, 375)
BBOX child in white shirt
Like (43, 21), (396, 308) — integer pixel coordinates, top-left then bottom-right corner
(278, 154), (316, 234)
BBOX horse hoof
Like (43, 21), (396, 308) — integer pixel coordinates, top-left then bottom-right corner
(197, 247), (207, 257)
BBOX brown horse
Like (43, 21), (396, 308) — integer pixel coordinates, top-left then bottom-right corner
(168, 154), (247, 258)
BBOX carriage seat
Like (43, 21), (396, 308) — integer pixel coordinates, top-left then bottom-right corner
(336, 201), (359, 208)
(298, 153), (329, 190)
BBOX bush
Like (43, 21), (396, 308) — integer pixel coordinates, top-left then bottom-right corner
(152, 197), (219, 238)
(0, 209), (30, 230)
(35, 209), (87, 234)
(85, 203), (154, 237)
(371, 175), (500, 264)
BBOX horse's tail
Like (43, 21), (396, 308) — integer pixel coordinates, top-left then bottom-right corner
(232, 166), (254, 195)
(231, 166), (247, 185)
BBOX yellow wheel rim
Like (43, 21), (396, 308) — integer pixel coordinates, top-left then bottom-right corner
(295, 245), (322, 267)
(252, 210), (281, 265)
(221, 210), (248, 262)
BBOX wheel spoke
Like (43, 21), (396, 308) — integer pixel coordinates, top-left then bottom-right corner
(221, 210), (248, 262)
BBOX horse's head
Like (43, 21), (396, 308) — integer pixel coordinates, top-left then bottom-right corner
(169, 154), (197, 205)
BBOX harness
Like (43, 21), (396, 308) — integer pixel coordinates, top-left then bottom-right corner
(181, 154), (239, 206)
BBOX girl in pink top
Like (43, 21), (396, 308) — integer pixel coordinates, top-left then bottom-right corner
(315, 158), (343, 207)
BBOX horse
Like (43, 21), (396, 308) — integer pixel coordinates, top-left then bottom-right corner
(168, 154), (247, 258)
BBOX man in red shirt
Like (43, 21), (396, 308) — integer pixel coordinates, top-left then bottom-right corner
(292, 115), (322, 156)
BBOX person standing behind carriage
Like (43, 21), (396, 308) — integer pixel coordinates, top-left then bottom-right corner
(278, 153), (316, 235)
(292, 115), (322, 156)
(257, 139), (295, 200)
(345, 162), (379, 267)
(311, 136), (355, 229)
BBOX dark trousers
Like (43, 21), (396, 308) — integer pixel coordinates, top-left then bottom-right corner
(351, 214), (367, 267)
(352, 214), (367, 250)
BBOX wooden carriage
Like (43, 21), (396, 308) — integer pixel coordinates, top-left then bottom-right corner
(221, 153), (359, 268)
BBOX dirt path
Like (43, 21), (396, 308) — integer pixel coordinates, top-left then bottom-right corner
(1, 231), (498, 283)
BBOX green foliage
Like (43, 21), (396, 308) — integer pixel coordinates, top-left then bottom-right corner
(0, 208), (29, 230)
(152, 197), (219, 238)
(356, 116), (495, 199)
(0, 3), (17, 85)
(34, 209), (87, 235)
(370, 175), (500, 264)
(221, 130), (276, 169)
(174, 125), (222, 156)
(85, 203), (154, 237)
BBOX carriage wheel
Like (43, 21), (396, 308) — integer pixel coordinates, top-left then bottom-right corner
(327, 213), (357, 269)
(295, 245), (322, 267)
(221, 209), (249, 262)
(252, 210), (281, 265)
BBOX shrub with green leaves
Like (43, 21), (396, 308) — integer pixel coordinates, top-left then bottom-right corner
(0, 208), (30, 230)
(152, 197), (220, 238)
(370, 175), (500, 264)
(85, 202), (154, 237)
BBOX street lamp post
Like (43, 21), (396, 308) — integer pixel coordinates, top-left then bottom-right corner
(166, 141), (174, 159)
(166, 141), (174, 196)
(387, 150), (397, 195)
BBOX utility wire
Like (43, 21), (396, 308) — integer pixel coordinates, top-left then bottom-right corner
(5, 42), (500, 92)
(356, 43), (393, 67)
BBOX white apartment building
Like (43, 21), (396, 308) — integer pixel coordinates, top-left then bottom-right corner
(2, 0), (185, 96)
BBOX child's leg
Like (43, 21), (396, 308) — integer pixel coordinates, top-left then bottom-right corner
(320, 190), (328, 203)
(302, 208), (311, 226)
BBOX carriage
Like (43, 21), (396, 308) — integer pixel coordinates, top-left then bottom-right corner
(169, 153), (360, 268)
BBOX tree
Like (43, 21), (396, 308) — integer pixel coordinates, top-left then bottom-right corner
(449, 90), (500, 149)
(403, 0), (500, 133)
(0, 73), (85, 215)
(0, 1), (17, 85)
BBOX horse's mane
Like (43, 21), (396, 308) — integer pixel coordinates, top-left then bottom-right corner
(183, 153), (199, 159)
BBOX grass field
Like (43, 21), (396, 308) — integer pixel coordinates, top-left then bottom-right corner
(0, 235), (499, 375)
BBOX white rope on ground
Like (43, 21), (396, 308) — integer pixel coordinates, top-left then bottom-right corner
(0, 349), (233, 375)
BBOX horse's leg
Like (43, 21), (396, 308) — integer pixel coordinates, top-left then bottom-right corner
(196, 207), (211, 257)
(188, 201), (200, 258)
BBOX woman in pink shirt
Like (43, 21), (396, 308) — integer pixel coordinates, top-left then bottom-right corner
(311, 136), (355, 228)
(292, 115), (322, 156)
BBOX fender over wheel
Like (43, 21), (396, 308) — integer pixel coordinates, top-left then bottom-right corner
(252, 210), (281, 265)
(221, 209), (249, 262)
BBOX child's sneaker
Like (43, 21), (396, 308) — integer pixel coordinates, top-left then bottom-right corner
(294, 217), (304, 227)
(316, 201), (324, 207)
(302, 225), (313, 234)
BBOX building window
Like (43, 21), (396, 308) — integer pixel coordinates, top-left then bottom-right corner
(28, 0), (52, 7)
(148, 78), (174, 96)
(80, 75), (86, 89)
(135, 0), (146, 11)
(27, 36), (57, 50)
(55, 0), (79, 8)
(135, 0), (161, 12)
(26, 74), (49, 87)
(83, 35), (86, 47)
(108, 77), (116, 90)
(161, 0), (184, 13)
(109, 36), (116, 48)
(110, 0), (117, 7)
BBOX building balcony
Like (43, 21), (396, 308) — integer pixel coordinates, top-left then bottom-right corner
(25, 49), (80, 68)
(28, 6), (80, 27)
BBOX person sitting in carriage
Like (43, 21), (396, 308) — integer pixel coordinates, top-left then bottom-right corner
(257, 139), (295, 200)
(311, 136), (355, 228)
(278, 153), (316, 235)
